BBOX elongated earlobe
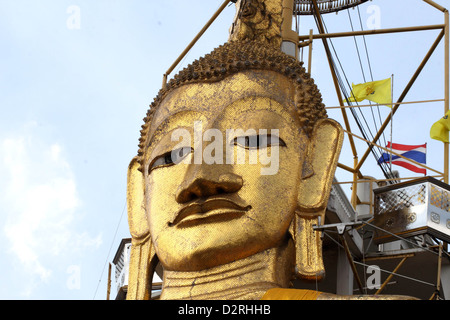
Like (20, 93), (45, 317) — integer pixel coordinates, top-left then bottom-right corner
(126, 157), (158, 300)
(128, 234), (158, 299)
(290, 214), (325, 280)
(293, 119), (343, 280)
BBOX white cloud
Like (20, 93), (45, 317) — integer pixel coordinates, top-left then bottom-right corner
(0, 123), (102, 296)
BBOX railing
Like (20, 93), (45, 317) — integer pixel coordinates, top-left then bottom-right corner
(373, 177), (450, 244)
(294, 0), (369, 15)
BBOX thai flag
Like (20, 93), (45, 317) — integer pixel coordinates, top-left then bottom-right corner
(378, 142), (426, 175)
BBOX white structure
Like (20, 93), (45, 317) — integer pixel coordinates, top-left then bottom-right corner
(112, 238), (131, 299)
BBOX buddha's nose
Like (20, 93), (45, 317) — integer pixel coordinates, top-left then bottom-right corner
(175, 165), (243, 203)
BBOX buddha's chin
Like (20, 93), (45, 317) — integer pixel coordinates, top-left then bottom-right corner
(156, 242), (258, 272)
(155, 232), (284, 272)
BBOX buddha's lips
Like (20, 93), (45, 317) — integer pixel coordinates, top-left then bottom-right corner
(169, 197), (251, 226)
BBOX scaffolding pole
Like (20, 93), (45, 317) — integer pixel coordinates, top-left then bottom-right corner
(298, 24), (445, 40)
(422, 0), (449, 183)
(311, 0), (360, 209)
(162, 0), (232, 88)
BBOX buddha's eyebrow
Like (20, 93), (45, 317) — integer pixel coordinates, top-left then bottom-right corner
(145, 110), (202, 150)
(222, 96), (299, 125)
(223, 106), (300, 134)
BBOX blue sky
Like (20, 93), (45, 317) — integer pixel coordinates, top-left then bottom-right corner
(0, 0), (447, 299)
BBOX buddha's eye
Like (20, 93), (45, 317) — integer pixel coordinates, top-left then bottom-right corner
(232, 134), (286, 149)
(149, 146), (192, 173)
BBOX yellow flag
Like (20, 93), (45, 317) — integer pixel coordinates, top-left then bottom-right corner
(430, 110), (450, 143)
(348, 78), (392, 107)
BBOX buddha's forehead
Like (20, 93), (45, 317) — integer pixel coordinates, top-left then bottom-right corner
(149, 70), (298, 137)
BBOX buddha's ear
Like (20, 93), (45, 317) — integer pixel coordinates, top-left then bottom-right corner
(291, 119), (343, 280)
(126, 157), (158, 300)
(127, 157), (149, 241)
(298, 118), (343, 213)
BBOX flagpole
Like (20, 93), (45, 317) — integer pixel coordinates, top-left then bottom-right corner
(445, 8), (449, 183)
(389, 74), (394, 174)
(425, 142), (428, 177)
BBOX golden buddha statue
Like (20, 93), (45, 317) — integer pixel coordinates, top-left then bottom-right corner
(125, 0), (417, 300)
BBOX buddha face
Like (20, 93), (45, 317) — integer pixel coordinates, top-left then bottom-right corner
(143, 70), (310, 271)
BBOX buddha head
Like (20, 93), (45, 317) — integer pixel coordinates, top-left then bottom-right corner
(126, 39), (343, 300)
